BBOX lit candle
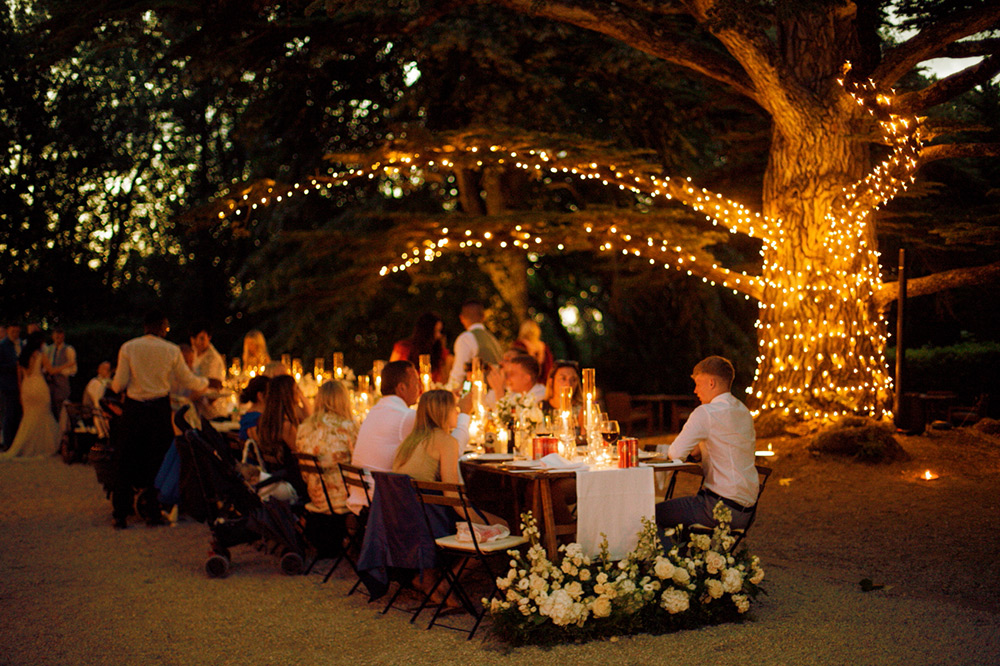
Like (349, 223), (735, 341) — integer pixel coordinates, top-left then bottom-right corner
(755, 443), (776, 457)
(333, 352), (344, 379)
(920, 470), (939, 481)
(372, 360), (384, 395)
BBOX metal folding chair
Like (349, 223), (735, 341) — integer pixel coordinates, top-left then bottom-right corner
(294, 452), (348, 582)
(337, 462), (373, 595)
(411, 479), (527, 640)
(686, 464), (772, 551)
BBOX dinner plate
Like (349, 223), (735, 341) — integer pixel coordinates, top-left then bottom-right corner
(467, 452), (514, 461)
(505, 460), (542, 469)
(638, 450), (657, 459)
(640, 460), (688, 468)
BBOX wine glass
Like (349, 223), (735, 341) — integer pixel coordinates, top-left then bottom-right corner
(601, 419), (621, 447)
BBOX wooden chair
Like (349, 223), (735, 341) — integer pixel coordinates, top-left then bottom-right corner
(948, 394), (989, 427)
(336, 462), (373, 595)
(411, 480), (528, 640)
(604, 392), (654, 435)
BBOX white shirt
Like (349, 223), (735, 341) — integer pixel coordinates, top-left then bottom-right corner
(192, 344), (226, 382)
(484, 383), (547, 409)
(447, 323), (485, 389)
(347, 394), (471, 513)
(83, 377), (108, 409)
(664, 392), (758, 508)
(112, 334), (208, 401)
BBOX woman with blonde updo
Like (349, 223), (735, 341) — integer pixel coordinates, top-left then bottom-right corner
(392, 389), (460, 484)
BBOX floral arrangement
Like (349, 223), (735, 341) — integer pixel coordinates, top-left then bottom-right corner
(496, 391), (545, 430)
(486, 503), (765, 644)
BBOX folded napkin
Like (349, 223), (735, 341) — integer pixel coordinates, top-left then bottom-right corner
(537, 453), (589, 470)
(455, 522), (511, 543)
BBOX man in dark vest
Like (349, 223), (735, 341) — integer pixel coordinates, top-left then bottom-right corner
(46, 327), (77, 417)
(446, 299), (504, 390)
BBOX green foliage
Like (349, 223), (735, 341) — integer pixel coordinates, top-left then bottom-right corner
(887, 341), (1000, 402)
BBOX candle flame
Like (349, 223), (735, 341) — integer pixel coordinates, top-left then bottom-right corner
(921, 470), (938, 481)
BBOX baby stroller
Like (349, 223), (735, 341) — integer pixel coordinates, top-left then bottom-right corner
(88, 395), (124, 497)
(172, 407), (307, 578)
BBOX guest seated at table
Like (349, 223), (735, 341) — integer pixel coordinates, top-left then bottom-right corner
(348, 361), (471, 513)
(654, 356), (757, 533)
(242, 329), (271, 375)
(510, 319), (554, 385)
(484, 353), (546, 409)
(248, 374), (308, 501)
(83, 361), (113, 410)
(540, 360), (584, 424)
(295, 379), (358, 514)
(390, 312), (453, 385)
(392, 390), (461, 484)
(237, 375), (269, 443)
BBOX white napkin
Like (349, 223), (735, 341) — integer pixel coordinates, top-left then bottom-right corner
(538, 453), (589, 470)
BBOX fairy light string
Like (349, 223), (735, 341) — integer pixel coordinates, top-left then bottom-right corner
(213, 64), (920, 420)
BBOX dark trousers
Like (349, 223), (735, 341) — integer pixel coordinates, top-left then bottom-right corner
(1, 388), (21, 450)
(655, 489), (753, 532)
(49, 376), (70, 418)
(112, 396), (173, 522)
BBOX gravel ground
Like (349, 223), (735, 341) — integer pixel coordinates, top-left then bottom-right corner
(1, 428), (998, 666)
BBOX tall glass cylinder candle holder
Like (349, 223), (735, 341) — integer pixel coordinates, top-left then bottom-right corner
(281, 354), (291, 373)
(358, 375), (370, 393)
(314, 357), (325, 383)
(333, 352), (344, 379)
(418, 354), (432, 391)
(372, 360), (385, 395)
(292, 358), (303, 381)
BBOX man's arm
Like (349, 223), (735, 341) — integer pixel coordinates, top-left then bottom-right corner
(110, 346), (130, 394)
(667, 406), (709, 461)
(173, 350), (211, 393)
(59, 346), (78, 376)
(447, 331), (475, 389)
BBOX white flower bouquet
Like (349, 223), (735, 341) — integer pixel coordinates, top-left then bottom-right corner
(496, 392), (544, 429)
(487, 502), (765, 644)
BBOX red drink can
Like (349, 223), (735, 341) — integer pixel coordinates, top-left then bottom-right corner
(618, 438), (638, 468)
(533, 436), (559, 460)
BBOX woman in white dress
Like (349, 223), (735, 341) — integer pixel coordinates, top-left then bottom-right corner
(1, 332), (60, 459)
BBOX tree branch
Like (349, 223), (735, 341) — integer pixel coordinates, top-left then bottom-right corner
(920, 142), (1000, 162)
(939, 37), (1000, 59)
(873, 3), (1000, 87)
(480, 0), (760, 101)
(896, 53), (1000, 112)
(876, 261), (1000, 310)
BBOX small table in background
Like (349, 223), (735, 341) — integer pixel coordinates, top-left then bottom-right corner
(632, 394), (699, 432)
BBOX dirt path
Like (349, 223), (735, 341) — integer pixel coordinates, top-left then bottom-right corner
(1, 429), (998, 666)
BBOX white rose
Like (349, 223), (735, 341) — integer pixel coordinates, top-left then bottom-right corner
(722, 568), (743, 594)
(672, 567), (690, 585)
(750, 567), (765, 585)
(591, 595), (613, 618)
(706, 579), (724, 599)
(564, 581), (584, 600)
(732, 594), (750, 613)
(691, 535), (711, 551)
(705, 551), (726, 575)
(579, 568), (592, 581)
(497, 577), (510, 590)
(653, 557), (675, 580)
(596, 572), (609, 584)
(660, 588), (690, 614)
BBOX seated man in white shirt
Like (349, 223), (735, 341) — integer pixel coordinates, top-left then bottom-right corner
(655, 356), (758, 532)
(348, 360), (472, 513)
(189, 322), (227, 419)
(484, 353), (546, 409)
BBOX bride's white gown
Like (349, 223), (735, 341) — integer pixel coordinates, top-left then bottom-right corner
(1, 353), (59, 459)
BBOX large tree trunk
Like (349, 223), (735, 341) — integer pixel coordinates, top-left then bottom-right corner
(748, 11), (892, 419)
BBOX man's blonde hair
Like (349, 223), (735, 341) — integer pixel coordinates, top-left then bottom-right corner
(693, 356), (735, 386)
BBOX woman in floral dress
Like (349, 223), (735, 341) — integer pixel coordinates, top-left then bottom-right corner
(294, 380), (358, 515)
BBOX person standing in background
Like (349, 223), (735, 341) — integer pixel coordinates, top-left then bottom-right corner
(46, 327), (77, 418)
(0, 321), (22, 451)
(446, 299), (504, 390)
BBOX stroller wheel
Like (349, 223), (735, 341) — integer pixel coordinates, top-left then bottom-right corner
(280, 551), (304, 576)
(205, 553), (230, 578)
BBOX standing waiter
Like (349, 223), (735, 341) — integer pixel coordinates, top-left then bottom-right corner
(110, 311), (219, 529)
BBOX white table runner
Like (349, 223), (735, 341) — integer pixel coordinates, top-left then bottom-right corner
(575, 466), (655, 560)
